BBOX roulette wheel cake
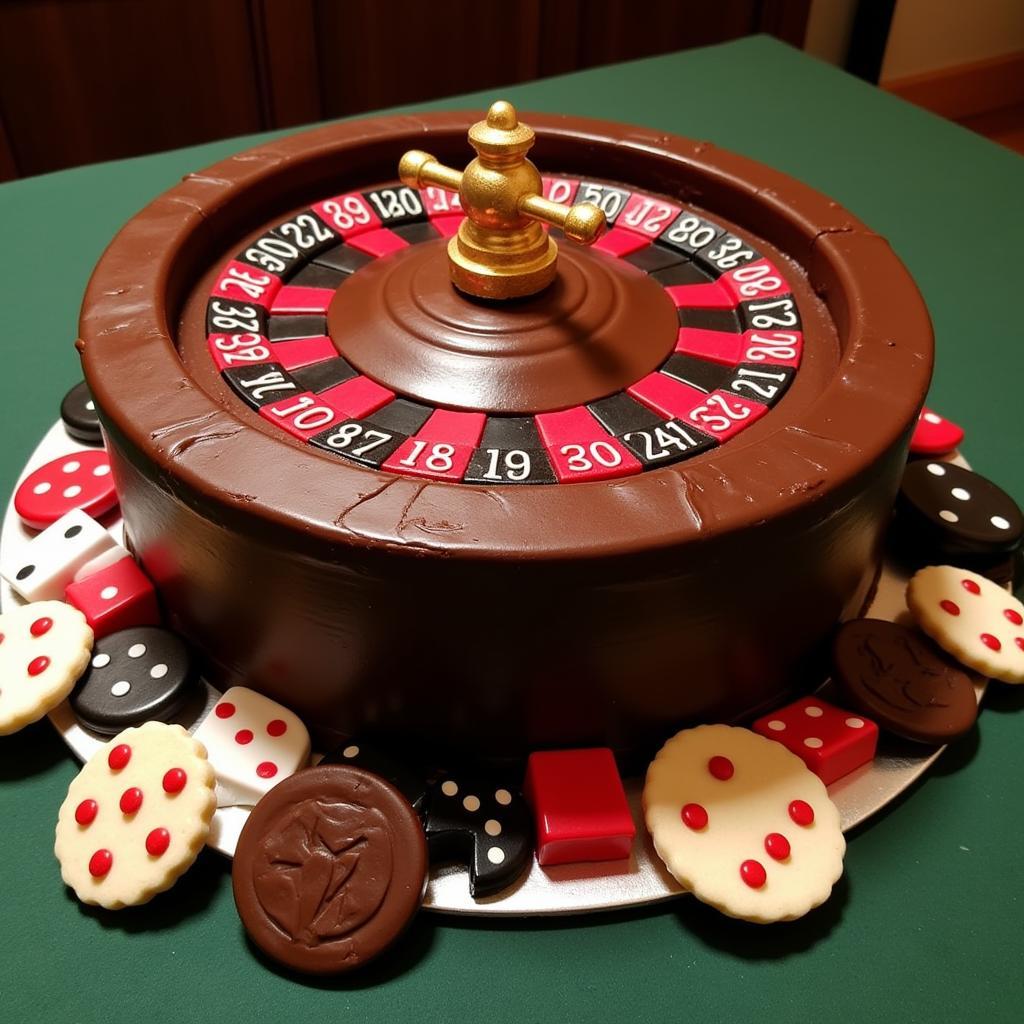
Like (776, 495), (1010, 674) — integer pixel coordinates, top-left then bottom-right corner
(73, 100), (933, 761)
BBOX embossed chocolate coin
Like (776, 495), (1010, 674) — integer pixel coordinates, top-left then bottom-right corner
(231, 764), (427, 974)
(832, 619), (978, 743)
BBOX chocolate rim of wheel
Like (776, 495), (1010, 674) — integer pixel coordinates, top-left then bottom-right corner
(79, 112), (933, 561)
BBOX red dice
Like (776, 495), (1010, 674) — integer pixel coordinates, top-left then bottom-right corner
(64, 556), (161, 639)
(524, 748), (636, 866)
(752, 696), (878, 786)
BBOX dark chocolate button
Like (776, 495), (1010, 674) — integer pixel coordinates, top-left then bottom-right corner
(423, 775), (533, 898)
(832, 619), (978, 744)
(60, 381), (103, 445)
(232, 765), (427, 975)
(897, 460), (1024, 559)
(70, 627), (197, 734)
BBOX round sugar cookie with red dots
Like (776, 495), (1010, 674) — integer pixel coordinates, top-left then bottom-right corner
(907, 565), (1024, 684)
(54, 722), (216, 909)
(643, 724), (845, 923)
(0, 601), (93, 736)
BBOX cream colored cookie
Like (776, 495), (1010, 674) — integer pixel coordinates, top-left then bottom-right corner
(907, 566), (1024, 684)
(643, 725), (845, 923)
(0, 601), (93, 735)
(55, 722), (216, 909)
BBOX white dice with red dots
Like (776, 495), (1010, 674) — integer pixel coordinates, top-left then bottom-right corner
(65, 556), (161, 639)
(752, 696), (879, 786)
(1, 508), (119, 603)
(643, 725), (845, 923)
(192, 686), (311, 807)
(14, 449), (118, 529)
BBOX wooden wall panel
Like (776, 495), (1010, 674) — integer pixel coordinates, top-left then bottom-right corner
(0, 0), (266, 177)
(0, 0), (811, 179)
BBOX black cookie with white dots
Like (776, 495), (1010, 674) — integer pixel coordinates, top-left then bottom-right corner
(70, 627), (197, 734)
(897, 460), (1024, 560)
(60, 381), (103, 445)
(423, 775), (533, 898)
(321, 738), (429, 815)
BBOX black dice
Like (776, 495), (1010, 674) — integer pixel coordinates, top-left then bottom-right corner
(70, 627), (198, 735)
(423, 774), (533, 898)
(322, 739), (429, 815)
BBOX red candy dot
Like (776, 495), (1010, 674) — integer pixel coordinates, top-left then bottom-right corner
(764, 833), (791, 861)
(162, 767), (187, 794)
(27, 656), (50, 676)
(740, 859), (767, 889)
(89, 849), (113, 878)
(119, 787), (143, 815)
(789, 800), (815, 826)
(75, 799), (98, 826)
(256, 761), (279, 779)
(145, 828), (171, 857)
(215, 701), (236, 719)
(30, 617), (53, 637)
(681, 803), (709, 830)
(266, 719), (287, 737)
(235, 729), (254, 745)
(708, 755), (734, 781)
(961, 579), (981, 595)
(981, 633), (1002, 652)
(940, 600), (960, 617)
(1016, 638), (1024, 652)
(107, 744), (132, 770)
(1004, 609), (1023, 626)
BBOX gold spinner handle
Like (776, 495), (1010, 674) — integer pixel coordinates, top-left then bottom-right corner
(399, 100), (605, 300)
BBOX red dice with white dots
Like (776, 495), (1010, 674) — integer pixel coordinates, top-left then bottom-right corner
(524, 747), (635, 865)
(192, 686), (311, 807)
(752, 696), (879, 786)
(65, 556), (160, 639)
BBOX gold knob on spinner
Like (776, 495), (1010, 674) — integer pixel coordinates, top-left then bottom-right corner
(399, 100), (606, 300)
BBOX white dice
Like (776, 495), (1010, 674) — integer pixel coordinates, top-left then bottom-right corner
(1, 509), (121, 602)
(193, 686), (311, 807)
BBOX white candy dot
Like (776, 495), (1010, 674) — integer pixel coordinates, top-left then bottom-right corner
(150, 664), (168, 679)
(100, 586), (119, 600)
(923, 412), (941, 424)
(927, 463), (947, 476)
(487, 846), (505, 865)
(93, 464), (111, 477)
(495, 789), (512, 805)
(32, 481), (51, 495)
(128, 643), (146, 658)
(91, 653), (111, 668)
(342, 744), (360, 759)
(463, 795), (481, 813)
(939, 510), (959, 523)
(804, 705), (824, 718)
(804, 737), (823, 749)
(85, 401), (95, 411)
(845, 717), (865, 729)
(485, 819), (502, 837)
(62, 485), (82, 498)
(63, 460), (80, 474)
(951, 487), (971, 501)
(767, 719), (786, 731)
(441, 780), (458, 797)
(991, 515), (1011, 530)
(110, 680), (131, 697)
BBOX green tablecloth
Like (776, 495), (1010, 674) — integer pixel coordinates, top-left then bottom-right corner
(2, 35), (1021, 1023)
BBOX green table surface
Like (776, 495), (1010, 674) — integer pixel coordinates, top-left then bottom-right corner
(2, 35), (1022, 1023)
